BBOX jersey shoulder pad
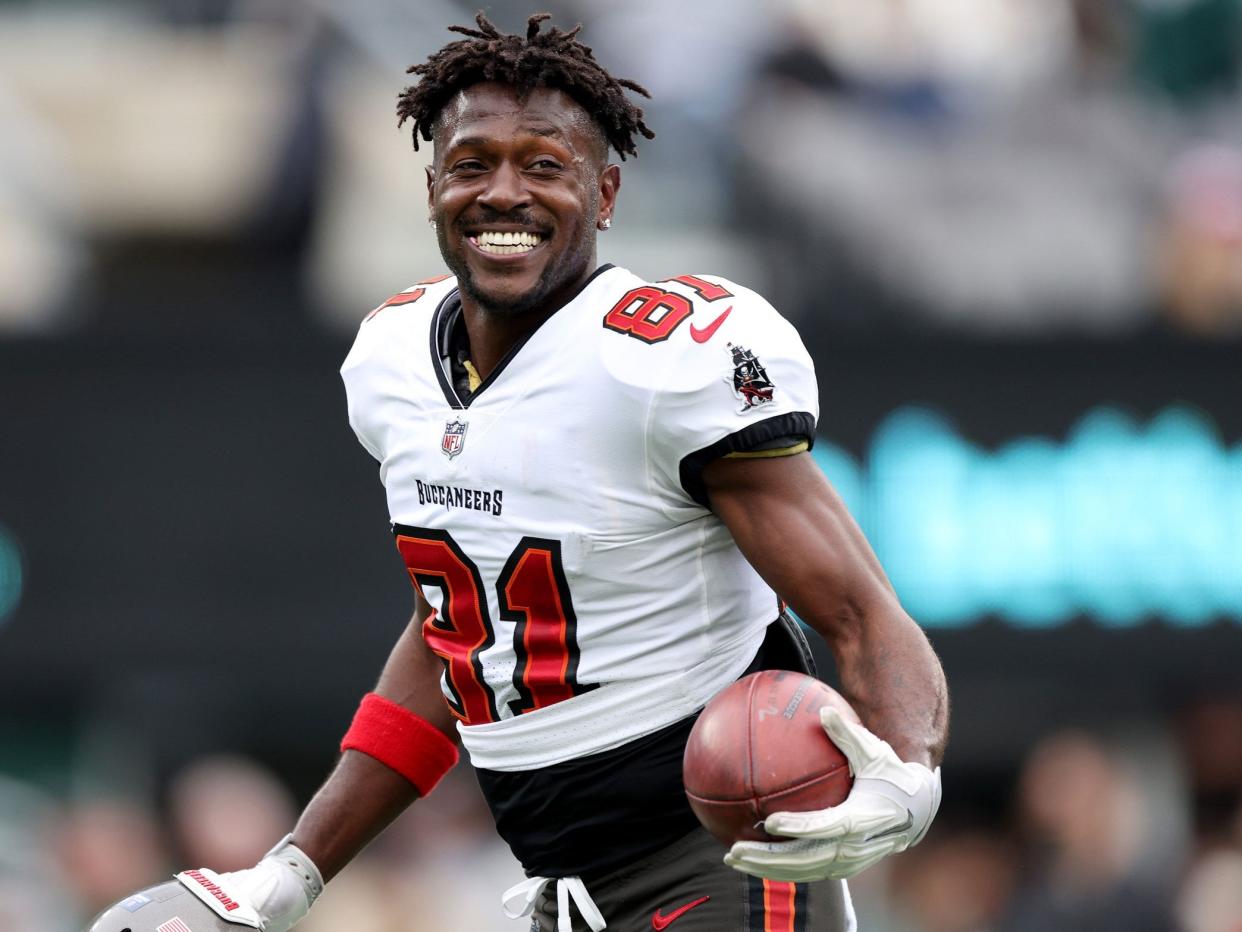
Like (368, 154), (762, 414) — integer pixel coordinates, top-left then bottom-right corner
(597, 272), (752, 357)
(360, 273), (456, 325)
(659, 273), (802, 361)
(657, 272), (745, 307)
(600, 272), (790, 349)
(345, 273), (456, 374)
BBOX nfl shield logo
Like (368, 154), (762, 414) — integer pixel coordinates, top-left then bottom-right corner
(441, 418), (468, 459)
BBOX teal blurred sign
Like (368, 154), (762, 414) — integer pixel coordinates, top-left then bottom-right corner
(0, 524), (20, 624)
(0, 529), (20, 623)
(814, 405), (1241, 628)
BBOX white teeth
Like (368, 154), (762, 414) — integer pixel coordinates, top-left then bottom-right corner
(473, 230), (543, 254)
(478, 244), (530, 255)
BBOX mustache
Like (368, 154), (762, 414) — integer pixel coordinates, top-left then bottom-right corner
(456, 208), (545, 231)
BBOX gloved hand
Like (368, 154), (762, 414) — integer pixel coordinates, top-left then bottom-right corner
(175, 835), (324, 931)
(724, 707), (942, 883)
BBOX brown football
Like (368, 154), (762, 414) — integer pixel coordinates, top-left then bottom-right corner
(683, 670), (858, 846)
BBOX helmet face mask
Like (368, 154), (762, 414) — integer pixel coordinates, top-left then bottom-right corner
(86, 879), (241, 932)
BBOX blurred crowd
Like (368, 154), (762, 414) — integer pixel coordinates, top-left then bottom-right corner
(1, 0), (1242, 336)
(2, 697), (1241, 931)
(737, 0), (1242, 335)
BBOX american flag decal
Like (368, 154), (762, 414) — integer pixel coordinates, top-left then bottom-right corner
(158, 918), (194, 932)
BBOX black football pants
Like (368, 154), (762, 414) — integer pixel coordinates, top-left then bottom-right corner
(529, 827), (855, 932)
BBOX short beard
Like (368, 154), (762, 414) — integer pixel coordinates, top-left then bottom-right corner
(438, 222), (593, 320)
(453, 261), (559, 319)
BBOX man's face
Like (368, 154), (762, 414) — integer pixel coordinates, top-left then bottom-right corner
(427, 82), (620, 317)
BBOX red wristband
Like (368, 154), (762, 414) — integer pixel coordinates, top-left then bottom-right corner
(340, 693), (459, 797)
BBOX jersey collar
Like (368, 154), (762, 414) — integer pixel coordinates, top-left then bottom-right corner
(430, 264), (616, 410)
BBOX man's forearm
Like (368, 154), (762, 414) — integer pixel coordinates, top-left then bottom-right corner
(291, 750), (422, 882)
(813, 592), (949, 768)
(292, 600), (457, 881)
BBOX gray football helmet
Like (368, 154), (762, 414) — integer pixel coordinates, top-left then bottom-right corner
(86, 879), (249, 932)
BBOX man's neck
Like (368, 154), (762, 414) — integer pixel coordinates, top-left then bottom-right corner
(457, 262), (600, 380)
(458, 303), (557, 381)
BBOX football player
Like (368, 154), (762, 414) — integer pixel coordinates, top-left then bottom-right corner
(91, 13), (948, 932)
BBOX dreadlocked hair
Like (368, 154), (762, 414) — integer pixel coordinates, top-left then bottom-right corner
(397, 12), (655, 160)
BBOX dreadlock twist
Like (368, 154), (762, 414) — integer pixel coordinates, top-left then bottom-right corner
(397, 12), (655, 160)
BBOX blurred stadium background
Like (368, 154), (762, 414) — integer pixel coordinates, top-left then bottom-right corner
(2, 0), (1242, 929)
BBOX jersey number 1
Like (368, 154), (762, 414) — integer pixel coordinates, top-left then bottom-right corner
(394, 527), (595, 725)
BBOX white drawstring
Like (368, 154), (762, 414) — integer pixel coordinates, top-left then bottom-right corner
(502, 875), (607, 931)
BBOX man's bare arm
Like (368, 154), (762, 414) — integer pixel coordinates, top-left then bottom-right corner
(703, 451), (948, 767)
(290, 592), (456, 880)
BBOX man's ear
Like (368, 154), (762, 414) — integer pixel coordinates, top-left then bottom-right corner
(598, 163), (621, 226)
(425, 165), (436, 218)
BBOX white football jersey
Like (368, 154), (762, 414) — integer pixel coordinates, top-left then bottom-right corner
(340, 265), (819, 770)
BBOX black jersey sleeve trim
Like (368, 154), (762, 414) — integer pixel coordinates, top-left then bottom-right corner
(678, 411), (817, 509)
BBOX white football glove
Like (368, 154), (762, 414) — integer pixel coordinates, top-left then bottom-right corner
(724, 707), (942, 883)
(175, 835), (324, 931)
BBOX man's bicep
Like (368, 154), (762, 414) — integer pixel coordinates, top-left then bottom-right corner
(702, 452), (900, 634)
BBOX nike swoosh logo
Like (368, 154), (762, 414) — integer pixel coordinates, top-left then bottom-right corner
(689, 306), (732, 343)
(652, 895), (710, 929)
(864, 809), (914, 843)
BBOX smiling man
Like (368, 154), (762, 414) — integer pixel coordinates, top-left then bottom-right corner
(90, 13), (948, 932)
(428, 85), (615, 321)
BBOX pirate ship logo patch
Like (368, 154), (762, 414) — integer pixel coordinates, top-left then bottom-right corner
(441, 418), (468, 459)
(725, 343), (775, 414)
